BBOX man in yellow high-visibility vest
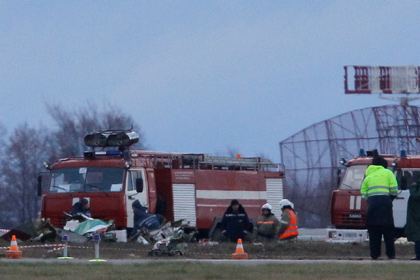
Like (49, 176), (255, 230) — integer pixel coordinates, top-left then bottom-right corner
(361, 155), (398, 260)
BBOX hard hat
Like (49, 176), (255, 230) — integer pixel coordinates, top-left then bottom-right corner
(262, 203), (272, 210)
(279, 199), (293, 210)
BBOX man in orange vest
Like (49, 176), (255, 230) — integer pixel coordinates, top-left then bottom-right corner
(278, 199), (298, 242)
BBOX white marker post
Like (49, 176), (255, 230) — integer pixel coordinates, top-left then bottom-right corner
(58, 235), (73, 260)
(89, 234), (106, 262)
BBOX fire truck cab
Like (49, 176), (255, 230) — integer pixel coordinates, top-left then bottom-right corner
(331, 149), (420, 235)
(38, 130), (285, 238)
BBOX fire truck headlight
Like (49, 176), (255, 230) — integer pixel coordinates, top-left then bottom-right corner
(125, 162), (132, 169)
(328, 230), (337, 239)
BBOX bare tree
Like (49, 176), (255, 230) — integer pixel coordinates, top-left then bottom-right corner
(214, 147), (273, 161)
(226, 147), (241, 158)
(0, 103), (146, 228)
(46, 102), (146, 158)
(0, 124), (50, 226)
(214, 147), (241, 158)
(0, 123), (9, 227)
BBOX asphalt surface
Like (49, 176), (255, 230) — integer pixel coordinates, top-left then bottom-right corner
(1, 258), (420, 264)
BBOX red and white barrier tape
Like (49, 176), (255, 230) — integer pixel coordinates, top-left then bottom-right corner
(0, 244), (65, 250)
(0, 244), (140, 252)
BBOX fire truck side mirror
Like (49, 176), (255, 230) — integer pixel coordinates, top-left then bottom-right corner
(37, 175), (43, 196)
(337, 168), (343, 187)
(136, 178), (144, 193)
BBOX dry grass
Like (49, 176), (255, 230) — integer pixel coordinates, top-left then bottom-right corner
(1, 239), (419, 279)
(0, 261), (420, 280)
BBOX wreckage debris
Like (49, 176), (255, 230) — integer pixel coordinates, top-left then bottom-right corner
(1, 219), (56, 243)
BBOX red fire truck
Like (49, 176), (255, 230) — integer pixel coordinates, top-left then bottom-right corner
(38, 130), (285, 237)
(331, 149), (417, 237)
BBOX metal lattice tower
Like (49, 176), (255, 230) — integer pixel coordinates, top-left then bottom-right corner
(280, 105), (420, 227)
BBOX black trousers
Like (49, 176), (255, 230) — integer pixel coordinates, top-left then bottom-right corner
(415, 241), (420, 259)
(367, 225), (395, 259)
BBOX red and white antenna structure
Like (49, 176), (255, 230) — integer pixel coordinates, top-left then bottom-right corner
(344, 65), (420, 105)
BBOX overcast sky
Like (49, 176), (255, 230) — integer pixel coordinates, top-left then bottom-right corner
(1, 1), (420, 162)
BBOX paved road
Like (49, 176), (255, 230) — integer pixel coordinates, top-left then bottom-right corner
(1, 258), (419, 265)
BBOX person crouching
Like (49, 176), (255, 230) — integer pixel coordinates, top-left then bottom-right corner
(278, 199), (299, 243)
(130, 200), (160, 238)
(252, 203), (280, 242)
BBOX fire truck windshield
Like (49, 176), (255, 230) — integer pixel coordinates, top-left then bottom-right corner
(339, 165), (368, 190)
(48, 167), (125, 193)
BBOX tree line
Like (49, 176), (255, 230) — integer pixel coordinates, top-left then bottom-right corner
(0, 103), (144, 229)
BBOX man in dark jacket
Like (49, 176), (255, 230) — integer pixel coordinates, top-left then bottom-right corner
(131, 200), (160, 238)
(406, 177), (420, 260)
(70, 198), (91, 217)
(221, 199), (251, 242)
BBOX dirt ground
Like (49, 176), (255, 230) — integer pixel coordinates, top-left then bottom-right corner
(0, 238), (417, 260)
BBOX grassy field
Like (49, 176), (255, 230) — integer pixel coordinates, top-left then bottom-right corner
(0, 261), (420, 280)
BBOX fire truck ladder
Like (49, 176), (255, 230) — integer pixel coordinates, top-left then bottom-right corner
(198, 155), (279, 171)
(149, 153), (281, 171)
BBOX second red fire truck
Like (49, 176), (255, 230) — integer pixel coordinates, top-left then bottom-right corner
(331, 149), (418, 238)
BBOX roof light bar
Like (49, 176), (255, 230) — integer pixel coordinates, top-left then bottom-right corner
(84, 133), (109, 147)
(84, 131), (139, 148)
(107, 131), (139, 147)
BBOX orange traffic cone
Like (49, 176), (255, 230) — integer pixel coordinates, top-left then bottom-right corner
(6, 235), (22, 259)
(232, 238), (249, 259)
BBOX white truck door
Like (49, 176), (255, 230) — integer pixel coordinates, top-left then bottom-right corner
(266, 178), (284, 218)
(393, 190), (410, 229)
(173, 183), (197, 227)
(125, 168), (148, 228)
